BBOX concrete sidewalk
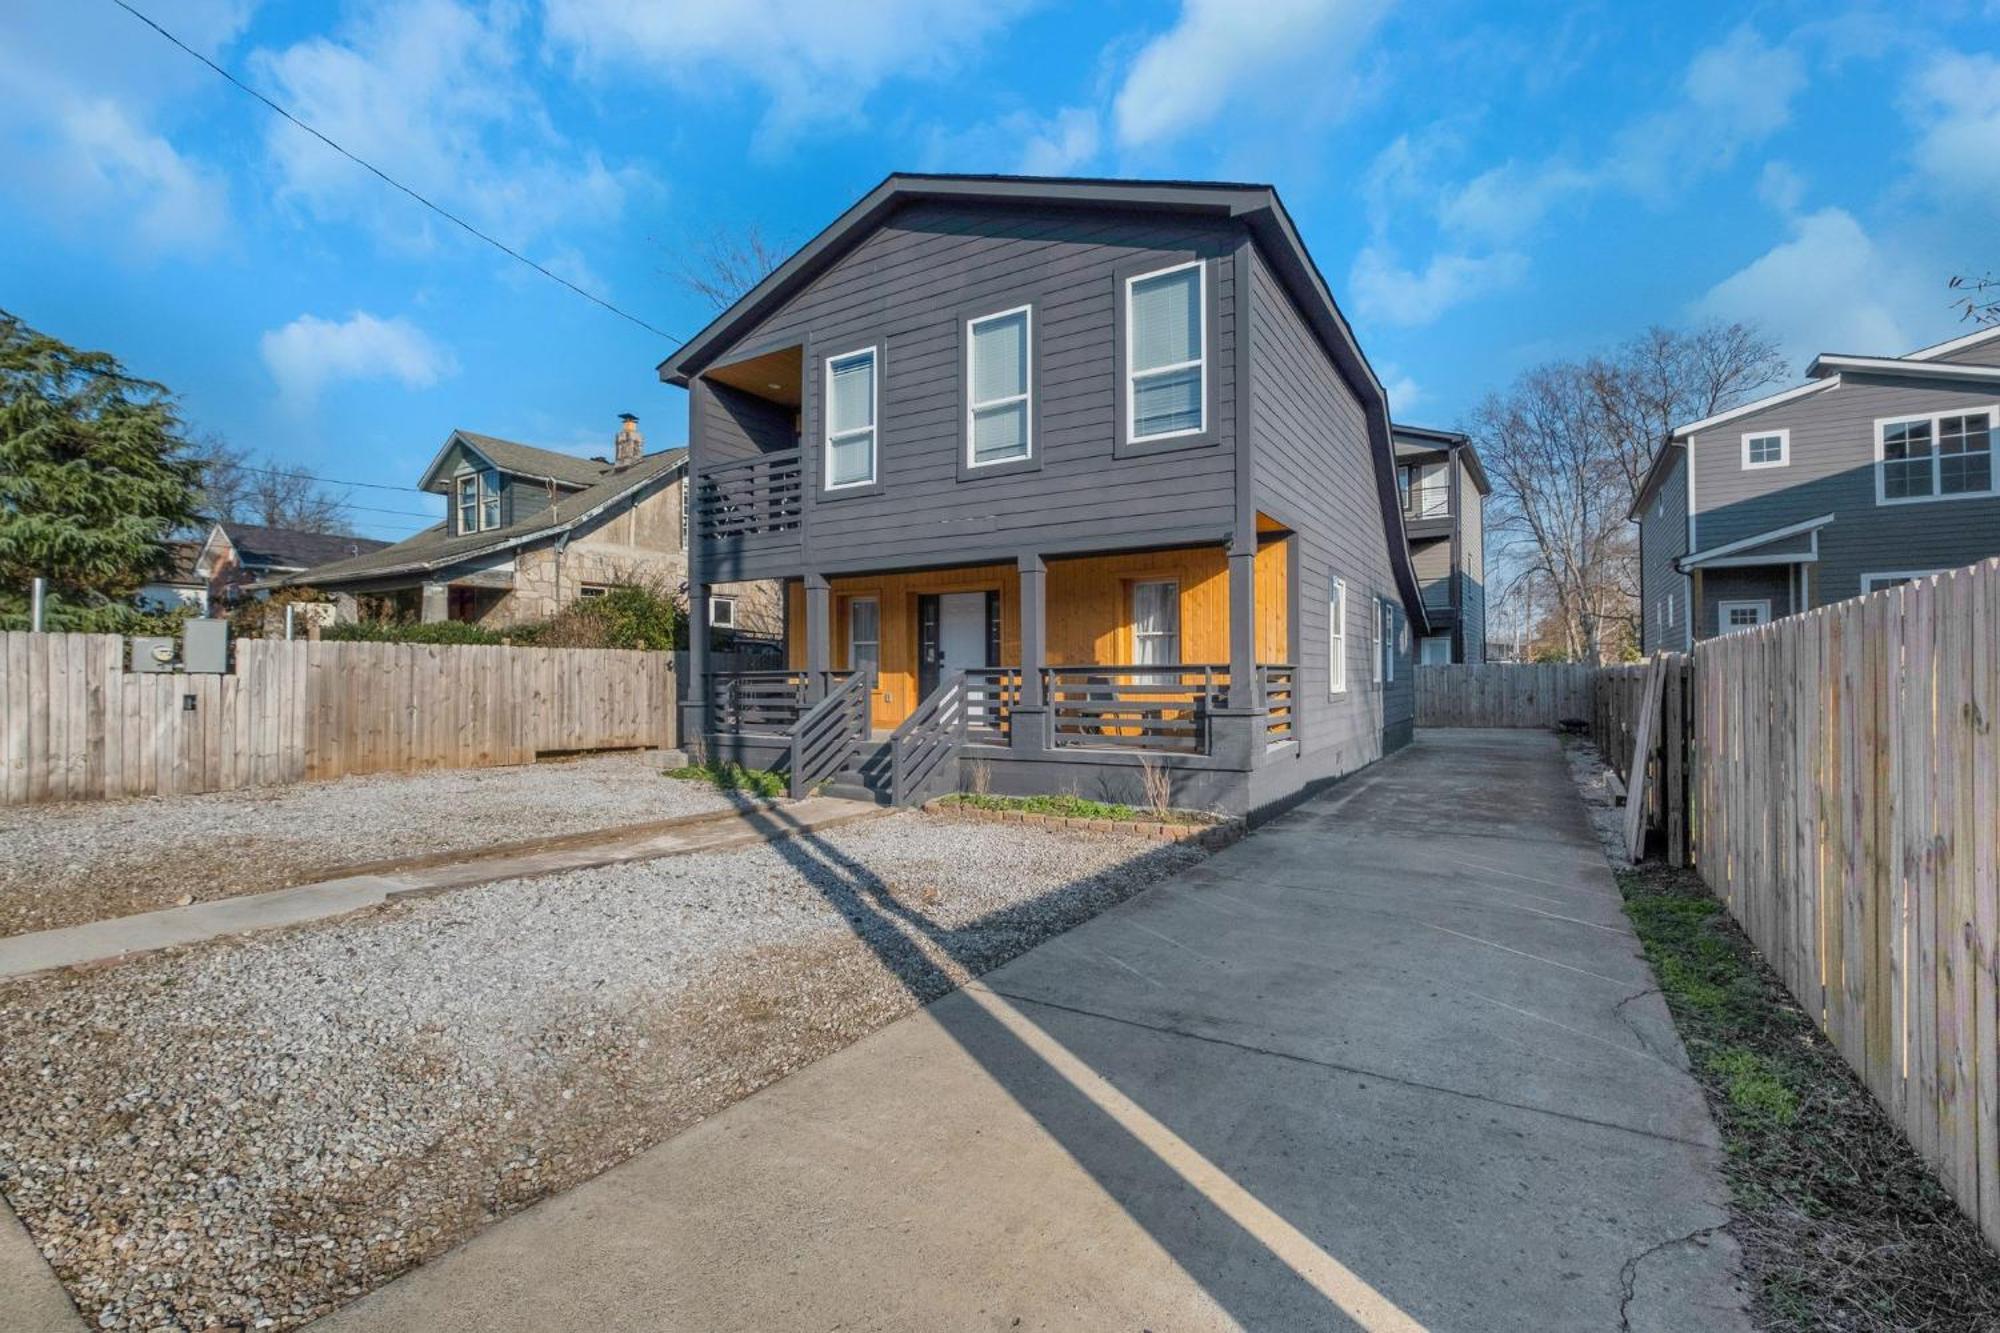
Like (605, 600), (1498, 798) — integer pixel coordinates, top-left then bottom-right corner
(314, 729), (1748, 1332)
(0, 796), (884, 980)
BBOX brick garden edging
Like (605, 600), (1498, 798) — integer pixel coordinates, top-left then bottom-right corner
(921, 800), (1245, 850)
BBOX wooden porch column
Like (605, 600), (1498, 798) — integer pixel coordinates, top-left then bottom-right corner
(803, 572), (831, 702)
(1013, 554), (1049, 753)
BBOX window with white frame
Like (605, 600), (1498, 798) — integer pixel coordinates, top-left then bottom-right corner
(1861, 570), (1943, 592)
(456, 470), (500, 534)
(1371, 598), (1383, 685)
(967, 307), (1031, 466)
(1742, 430), (1788, 468)
(1131, 580), (1180, 669)
(480, 470), (500, 529)
(824, 348), (878, 489)
(709, 595), (738, 629)
(1420, 635), (1451, 666)
(1718, 600), (1769, 631)
(1385, 602), (1399, 682)
(1126, 262), (1205, 441)
(1666, 592), (1676, 629)
(1328, 577), (1347, 695)
(1879, 409), (1994, 502)
(848, 598), (879, 680)
(456, 474), (478, 534)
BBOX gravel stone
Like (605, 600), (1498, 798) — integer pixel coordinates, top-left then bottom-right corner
(0, 813), (1203, 1331)
(0, 755), (736, 936)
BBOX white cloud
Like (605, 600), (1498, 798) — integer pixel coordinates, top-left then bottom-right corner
(1905, 52), (2000, 205)
(1349, 245), (1525, 328)
(927, 105), (1102, 176)
(5, 91), (231, 252)
(1756, 161), (1807, 214)
(544, 0), (1033, 147)
(1610, 26), (1805, 198)
(1694, 209), (1916, 369)
(1112, 0), (1391, 151)
(1378, 366), (1422, 414)
(260, 311), (456, 409)
(1437, 160), (1592, 244)
(253, 0), (639, 248)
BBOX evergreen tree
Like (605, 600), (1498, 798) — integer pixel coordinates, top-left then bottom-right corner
(0, 311), (204, 629)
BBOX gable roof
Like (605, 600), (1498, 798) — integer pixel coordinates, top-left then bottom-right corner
(417, 429), (613, 492)
(274, 448), (687, 588)
(1391, 423), (1490, 496)
(1629, 440), (1683, 522)
(215, 522), (389, 571)
(1904, 322), (2000, 362)
(1804, 353), (2000, 386)
(657, 171), (1430, 632)
(1677, 513), (1835, 572)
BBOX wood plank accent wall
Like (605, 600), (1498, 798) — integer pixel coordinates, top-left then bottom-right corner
(1694, 558), (2000, 1249)
(0, 633), (675, 806)
(1414, 662), (1598, 728)
(784, 542), (1294, 728)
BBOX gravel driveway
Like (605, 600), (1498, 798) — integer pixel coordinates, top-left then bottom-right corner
(0, 755), (737, 937)
(0, 813), (1203, 1332)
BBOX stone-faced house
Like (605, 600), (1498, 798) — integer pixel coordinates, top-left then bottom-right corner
(275, 417), (779, 638)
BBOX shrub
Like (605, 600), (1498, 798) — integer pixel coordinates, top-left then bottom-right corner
(527, 581), (684, 651)
(664, 761), (787, 798)
(322, 619), (508, 646)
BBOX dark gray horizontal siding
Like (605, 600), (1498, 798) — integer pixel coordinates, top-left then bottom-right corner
(1687, 375), (2000, 612)
(1245, 246), (1409, 765)
(1638, 448), (1690, 653)
(1932, 336), (2000, 368)
(1457, 459), (1485, 662)
(693, 200), (1240, 574)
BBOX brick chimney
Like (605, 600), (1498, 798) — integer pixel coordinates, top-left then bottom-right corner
(614, 413), (643, 467)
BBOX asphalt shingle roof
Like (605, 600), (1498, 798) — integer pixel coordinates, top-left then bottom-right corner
(448, 431), (614, 488)
(285, 448), (687, 587)
(220, 523), (390, 570)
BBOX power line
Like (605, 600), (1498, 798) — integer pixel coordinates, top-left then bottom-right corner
(224, 461), (430, 495)
(109, 0), (686, 346)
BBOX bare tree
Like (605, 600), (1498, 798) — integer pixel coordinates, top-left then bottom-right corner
(1950, 272), (1999, 327)
(190, 435), (354, 533)
(672, 225), (789, 311)
(1470, 322), (1786, 663)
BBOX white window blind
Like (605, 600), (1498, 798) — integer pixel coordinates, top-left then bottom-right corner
(968, 308), (1031, 465)
(826, 349), (877, 488)
(1128, 264), (1204, 440)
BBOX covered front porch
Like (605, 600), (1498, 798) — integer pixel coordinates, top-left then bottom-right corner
(695, 536), (1299, 810)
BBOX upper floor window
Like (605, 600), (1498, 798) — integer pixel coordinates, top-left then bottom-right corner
(1742, 429), (1788, 469)
(1328, 576), (1348, 696)
(967, 306), (1032, 467)
(824, 348), (878, 490)
(1401, 461), (1449, 517)
(1126, 262), (1205, 442)
(456, 469), (501, 534)
(1878, 408), (1994, 503)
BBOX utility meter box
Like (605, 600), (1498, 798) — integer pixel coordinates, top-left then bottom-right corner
(182, 619), (229, 674)
(130, 637), (178, 673)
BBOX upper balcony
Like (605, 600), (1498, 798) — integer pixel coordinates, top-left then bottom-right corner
(692, 344), (806, 579)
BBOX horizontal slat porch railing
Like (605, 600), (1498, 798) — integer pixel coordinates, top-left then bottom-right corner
(1260, 664), (1296, 745)
(889, 670), (969, 806)
(707, 669), (836, 735)
(1043, 664), (1227, 755)
(964, 667), (1022, 741)
(787, 670), (870, 798)
(694, 449), (804, 551)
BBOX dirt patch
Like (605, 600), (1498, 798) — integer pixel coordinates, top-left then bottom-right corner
(0, 754), (735, 937)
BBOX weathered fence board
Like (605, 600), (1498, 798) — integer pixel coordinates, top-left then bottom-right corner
(0, 633), (676, 805)
(1413, 662), (1597, 728)
(1694, 557), (2000, 1250)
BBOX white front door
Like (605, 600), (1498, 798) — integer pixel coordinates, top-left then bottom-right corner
(938, 593), (988, 672)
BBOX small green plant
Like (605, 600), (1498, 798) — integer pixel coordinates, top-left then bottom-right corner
(664, 760), (788, 798)
(1706, 1047), (1798, 1125)
(938, 792), (1209, 825)
(323, 619), (509, 646)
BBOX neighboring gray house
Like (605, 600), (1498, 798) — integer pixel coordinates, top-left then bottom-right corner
(196, 522), (388, 606)
(664, 173), (1429, 817)
(1633, 324), (2000, 651)
(1393, 423), (1488, 663)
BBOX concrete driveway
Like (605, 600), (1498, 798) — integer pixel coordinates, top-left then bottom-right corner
(315, 729), (1747, 1332)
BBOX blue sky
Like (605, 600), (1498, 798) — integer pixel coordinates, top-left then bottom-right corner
(3, 0), (1996, 544)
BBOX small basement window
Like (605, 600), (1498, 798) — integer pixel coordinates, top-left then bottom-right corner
(578, 584), (608, 599)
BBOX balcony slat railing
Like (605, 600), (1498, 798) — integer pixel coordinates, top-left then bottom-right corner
(695, 449), (804, 547)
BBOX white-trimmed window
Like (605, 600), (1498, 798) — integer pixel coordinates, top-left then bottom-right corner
(578, 584), (608, 600)
(824, 347), (878, 489)
(1742, 429), (1789, 469)
(848, 597), (880, 680)
(1419, 635), (1451, 666)
(709, 595), (738, 630)
(967, 306), (1031, 466)
(457, 474), (478, 534)
(1371, 598), (1384, 685)
(1718, 600), (1769, 631)
(1666, 592), (1676, 629)
(1328, 577), (1347, 695)
(1126, 261), (1205, 442)
(456, 470), (500, 533)
(1384, 602), (1398, 683)
(1131, 580), (1180, 668)
(1877, 408), (1995, 503)
(1861, 570), (1943, 593)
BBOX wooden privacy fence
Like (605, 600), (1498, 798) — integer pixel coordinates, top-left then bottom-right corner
(1, 632), (677, 806)
(1694, 558), (1999, 1248)
(1413, 662), (1597, 728)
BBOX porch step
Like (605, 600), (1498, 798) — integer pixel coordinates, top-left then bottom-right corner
(824, 736), (895, 806)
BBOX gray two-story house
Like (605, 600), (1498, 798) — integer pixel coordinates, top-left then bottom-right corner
(1634, 324), (2000, 651)
(1393, 424), (1488, 663)
(661, 174), (1428, 817)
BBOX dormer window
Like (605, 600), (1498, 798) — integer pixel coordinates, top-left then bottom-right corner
(457, 470), (501, 533)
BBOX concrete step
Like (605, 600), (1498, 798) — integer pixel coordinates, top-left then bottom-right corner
(821, 781), (892, 806)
